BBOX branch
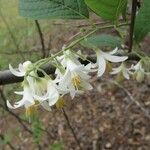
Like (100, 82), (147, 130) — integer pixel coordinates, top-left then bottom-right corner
(62, 108), (83, 150)
(0, 133), (16, 150)
(0, 53), (140, 85)
(110, 80), (150, 119)
(35, 20), (46, 58)
(128, 0), (138, 52)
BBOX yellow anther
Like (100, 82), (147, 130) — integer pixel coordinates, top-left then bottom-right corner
(106, 62), (112, 72)
(25, 101), (39, 120)
(56, 97), (65, 109)
(72, 75), (81, 90)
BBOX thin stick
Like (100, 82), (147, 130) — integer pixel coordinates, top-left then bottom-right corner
(0, 88), (33, 134)
(35, 20), (46, 58)
(110, 80), (150, 119)
(0, 133), (16, 150)
(128, 0), (138, 52)
(62, 108), (83, 150)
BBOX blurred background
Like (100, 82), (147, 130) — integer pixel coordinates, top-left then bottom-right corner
(0, 0), (150, 150)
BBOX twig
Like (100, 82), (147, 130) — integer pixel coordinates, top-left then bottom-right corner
(0, 88), (33, 134)
(66, 23), (129, 50)
(0, 88), (52, 149)
(62, 108), (83, 150)
(0, 133), (16, 150)
(128, 0), (138, 52)
(110, 80), (150, 119)
(0, 52), (141, 85)
(35, 20), (46, 58)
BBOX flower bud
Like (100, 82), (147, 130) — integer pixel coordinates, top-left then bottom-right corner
(136, 71), (145, 83)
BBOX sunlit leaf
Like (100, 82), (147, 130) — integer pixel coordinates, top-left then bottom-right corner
(85, 0), (127, 22)
(134, 0), (150, 42)
(81, 34), (121, 48)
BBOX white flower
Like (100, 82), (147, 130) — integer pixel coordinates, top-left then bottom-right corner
(131, 61), (146, 82)
(110, 63), (131, 79)
(7, 82), (35, 109)
(55, 50), (93, 98)
(9, 61), (32, 77)
(28, 77), (60, 107)
(95, 48), (128, 76)
(7, 79), (57, 112)
(7, 71), (60, 112)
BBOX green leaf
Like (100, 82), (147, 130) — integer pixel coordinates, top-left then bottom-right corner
(85, 0), (127, 22)
(81, 34), (121, 48)
(19, 0), (89, 19)
(121, 0), (127, 21)
(134, 0), (150, 42)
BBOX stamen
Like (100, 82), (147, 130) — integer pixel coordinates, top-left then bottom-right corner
(72, 75), (81, 90)
(25, 101), (39, 121)
(56, 97), (65, 109)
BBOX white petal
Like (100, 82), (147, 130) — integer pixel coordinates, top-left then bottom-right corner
(9, 64), (25, 77)
(41, 101), (51, 111)
(59, 69), (71, 88)
(122, 70), (130, 79)
(47, 83), (59, 106)
(82, 81), (93, 90)
(14, 91), (24, 95)
(33, 94), (48, 101)
(78, 71), (91, 80)
(15, 99), (34, 108)
(18, 64), (25, 73)
(70, 90), (76, 99)
(97, 56), (106, 77)
(23, 61), (32, 71)
(104, 53), (128, 62)
(14, 99), (26, 108)
(7, 100), (16, 109)
(109, 47), (118, 55)
(110, 67), (122, 74)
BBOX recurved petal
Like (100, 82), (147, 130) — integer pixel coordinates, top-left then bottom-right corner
(82, 81), (93, 90)
(9, 64), (25, 77)
(110, 67), (122, 74)
(109, 47), (118, 55)
(18, 64), (25, 73)
(14, 91), (24, 95)
(122, 70), (130, 79)
(7, 100), (16, 109)
(41, 101), (51, 111)
(47, 83), (59, 106)
(97, 56), (106, 77)
(104, 53), (128, 62)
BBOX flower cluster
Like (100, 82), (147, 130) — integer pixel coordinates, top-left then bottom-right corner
(7, 48), (150, 118)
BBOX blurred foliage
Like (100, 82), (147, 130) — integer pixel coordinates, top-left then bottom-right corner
(51, 141), (64, 150)
(31, 117), (43, 144)
(0, 0), (54, 70)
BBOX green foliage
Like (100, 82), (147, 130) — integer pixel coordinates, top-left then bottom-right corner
(85, 0), (127, 22)
(3, 134), (12, 145)
(51, 141), (64, 150)
(31, 118), (43, 144)
(121, 0), (128, 20)
(81, 34), (121, 49)
(19, 0), (89, 19)
(134, 0), (150, 42)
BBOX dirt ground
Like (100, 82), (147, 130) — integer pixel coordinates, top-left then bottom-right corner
(0, 76), (150, 150)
